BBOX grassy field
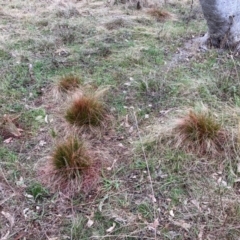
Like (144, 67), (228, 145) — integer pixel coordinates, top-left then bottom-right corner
(1, 0), (240, 239)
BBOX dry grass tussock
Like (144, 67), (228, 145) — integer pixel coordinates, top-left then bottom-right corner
(57, 74), (82, 92)
(104, 18), (132, 30)
(47, 85), (112, 142)
(50, 0), (80, 18)
(148, 108), (238, 158)
(146, 8), (173, 22)
(38, 137), (100, 195)
(35, 85), (115, 196)
(173, 109), (229, 156)
(45, 83), (112, 143)
(51, 75), (84, 104)
(137, 108), (240, 238)
(65, 88), (108, 128)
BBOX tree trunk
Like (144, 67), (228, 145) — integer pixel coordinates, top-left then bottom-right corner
(199, 0), (240, 51)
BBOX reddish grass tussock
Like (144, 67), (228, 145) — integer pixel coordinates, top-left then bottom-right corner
(42, 137), (100, 194)
(52, 137), (92, 178)
(105, 18), (128, 30)
(58, 74), (81, 92)
(65, 94), (106, 127)
(147, 8), (172, 22)
(173, 110), (229, 156)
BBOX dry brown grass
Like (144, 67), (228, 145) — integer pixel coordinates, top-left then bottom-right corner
(104, 18), (130, 30)
(147, 8), (172, 22)
(173, 110), (230, 156)
(58, 74), (82, 92)
(65, 93), (107, 127)
(52, 137), (92, 177)
(39, 137), (100, 195)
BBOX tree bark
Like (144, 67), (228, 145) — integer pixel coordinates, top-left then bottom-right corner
(199, 0), (240, 51)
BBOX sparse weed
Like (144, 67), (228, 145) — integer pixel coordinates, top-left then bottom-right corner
(0, 48), (11, 60)
(170, 186), (186, 204)
(20, 108), (46, 130)
(55, 23), (76, 44)
(27, 182), (49, 201)
(102, 178), (120, 191)
(213, 75), (240, 103)
(0, 147), (17, 163)
(70, 216), (89, 240)
(131, 157), (155, 173)
(137, 202), (154, 221)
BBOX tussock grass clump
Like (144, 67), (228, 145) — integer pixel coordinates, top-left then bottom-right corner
(53, 0), (80, 19)
(58, 75), (82, 92)
(54, 23), (77, 44)
(173, 110), (228, 155)
(105, 18), (130, 30)
(52, 137), (92, 180)
(46, 137), (100, 194)
(65, 94), (106, 127)
(147, 8), (172, 22)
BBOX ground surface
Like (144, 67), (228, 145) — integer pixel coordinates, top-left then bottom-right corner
(1, 0), (240, 239)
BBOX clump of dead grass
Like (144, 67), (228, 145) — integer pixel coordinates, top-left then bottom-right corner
(120, 0), (161, 9)
(54, 23), (76, 44)
(65, 93), (106, 127)
(42, 137), (99, 194)
(173, 109), (229, 156)
(58, 74), (82, 92)
(105, 18), (130, 30)
(53, 0), (80, 19)
(52, 137), (91, 178)
(147, 8), (172, 22)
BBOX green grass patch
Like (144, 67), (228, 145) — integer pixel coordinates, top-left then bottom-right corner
(20, 108), (46, 130)
(0, 147), (17, 163)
